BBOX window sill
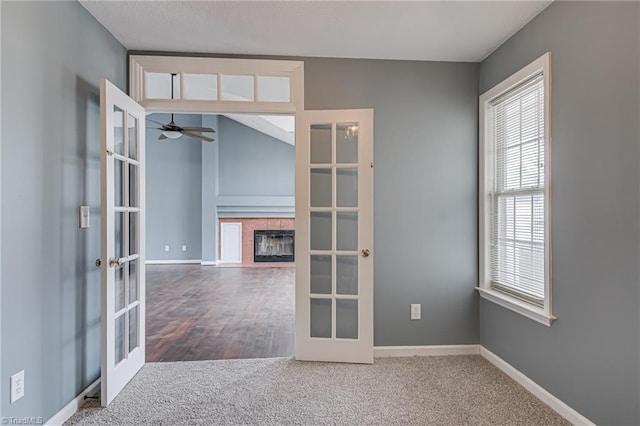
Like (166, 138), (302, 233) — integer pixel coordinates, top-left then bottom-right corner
(475, 287), (556, 327)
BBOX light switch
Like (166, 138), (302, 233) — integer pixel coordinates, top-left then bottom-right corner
(80, 206), (90, 229)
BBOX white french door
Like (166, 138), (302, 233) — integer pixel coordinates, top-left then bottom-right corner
(295, 109), (374, 364)
(100, 79), (146, 405)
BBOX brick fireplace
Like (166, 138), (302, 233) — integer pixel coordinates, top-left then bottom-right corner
(218, 218), (295, 267)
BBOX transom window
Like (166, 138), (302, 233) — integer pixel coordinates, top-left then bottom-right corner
(478, 52), (555, 326)
(129, 55), (303, 115)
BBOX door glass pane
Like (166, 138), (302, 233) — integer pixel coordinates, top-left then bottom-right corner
(183, 73), (218, 100)
(115, 265), (125, 312)
(336, 300), (358, 339)
(129, 164), (138, 207)
(336, 123), (358, 164)
(113, 106), (124, 155)
(336, 168), (358, 207)
(310, 255), (332, 294)
(257, 76), (290, 102)
(310, 212), (332, 251)
(336, 255), (358, 295)
(115, 213), (124, 259)
(129, 305), (139, 353)
(145, 72), (180, 99)
(310, 124), (331, 164)
(128, 114), (138, 160)
(129, 259), (138, 303)
(310, 168), (332, 207)
(220, 75), (254, 101)
(129, 212), (138, 256)
(115, 313), (126, 364)
(310, 298), (332, 338)
(336, 212), (358, 251)
(114, 159), (124, 206)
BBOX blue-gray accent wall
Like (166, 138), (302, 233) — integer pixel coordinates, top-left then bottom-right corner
(146, 113), (203, 260)
(218, 116), (295, 196)
(1, 1), (127, 420)
(478, 2), (640, 424)
(145, 115), (295, 261)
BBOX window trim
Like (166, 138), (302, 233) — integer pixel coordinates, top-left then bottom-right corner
(477, 52), (556, 327)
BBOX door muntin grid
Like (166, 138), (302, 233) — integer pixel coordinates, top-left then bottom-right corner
(112, 109), (142, 366)
(308, 122), (360, 341)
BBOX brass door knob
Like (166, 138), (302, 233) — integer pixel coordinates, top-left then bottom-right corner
(361, 248), (370, 258)
(95, 258), (102, 267)
(109, 257), (122, 268)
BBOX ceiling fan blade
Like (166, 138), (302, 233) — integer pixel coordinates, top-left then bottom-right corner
(146, 118), (167, 126)
(158, 134), (168, 140)
(179, 127), (216, 133)
(182, 130), (214, 142)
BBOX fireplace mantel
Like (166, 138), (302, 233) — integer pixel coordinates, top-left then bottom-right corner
(216, 196), (294, 218)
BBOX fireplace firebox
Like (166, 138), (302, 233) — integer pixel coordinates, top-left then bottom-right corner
(254, 230), (295, 262)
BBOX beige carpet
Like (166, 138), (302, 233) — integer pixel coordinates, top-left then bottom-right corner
(67, 356), (569, 425)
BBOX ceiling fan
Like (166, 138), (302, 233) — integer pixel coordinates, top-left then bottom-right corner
(147, 73), (216, 142)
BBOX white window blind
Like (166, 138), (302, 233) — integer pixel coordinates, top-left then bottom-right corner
(490, 73), (545, 306)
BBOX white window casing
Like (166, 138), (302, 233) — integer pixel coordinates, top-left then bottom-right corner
(477, 52), (556, 326)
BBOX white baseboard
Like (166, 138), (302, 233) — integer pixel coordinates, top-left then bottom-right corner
(200, 260), (218, 266)
(145, 259), (201, 265)
(374, 345), (480, 357)
(480, 347), (595, 426)
(45, 378), (100, 426)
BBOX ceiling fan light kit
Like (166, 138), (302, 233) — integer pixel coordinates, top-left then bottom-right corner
(148, 73), (216, 143)
(162, 130), (182, 139)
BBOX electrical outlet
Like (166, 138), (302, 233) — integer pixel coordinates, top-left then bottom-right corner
(182, 245), (187, 252)
(410, 304), (421, 320)
(10, 370), (24, 403)
(164, 245), (170, 252)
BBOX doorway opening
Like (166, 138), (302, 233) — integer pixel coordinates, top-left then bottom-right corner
(144, 111), (296, 362)
(101, 56), (373, 407)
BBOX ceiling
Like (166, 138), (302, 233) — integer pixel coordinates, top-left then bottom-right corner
(80, 1), (552, 62)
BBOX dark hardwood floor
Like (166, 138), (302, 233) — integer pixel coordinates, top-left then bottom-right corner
(145, 265), (294, 362)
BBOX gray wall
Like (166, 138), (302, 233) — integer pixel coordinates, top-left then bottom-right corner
(218, 116), (295, 196)
(303, 58), (480, 345)
(479, 2), (640, 424)
(1, 1), (126, 421)
(146, 113), (203, 260)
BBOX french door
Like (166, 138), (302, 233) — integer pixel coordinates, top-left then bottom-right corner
(295, 109), (374, 364)
(100, 79), (146, 405)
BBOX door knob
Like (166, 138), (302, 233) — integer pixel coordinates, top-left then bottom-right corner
(361, 248), (370, 258)
(108, 257), (122, 268)
(95, 258), (102, 267)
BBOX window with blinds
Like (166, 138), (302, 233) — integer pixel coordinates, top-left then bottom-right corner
(490, 73), (546, 306)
